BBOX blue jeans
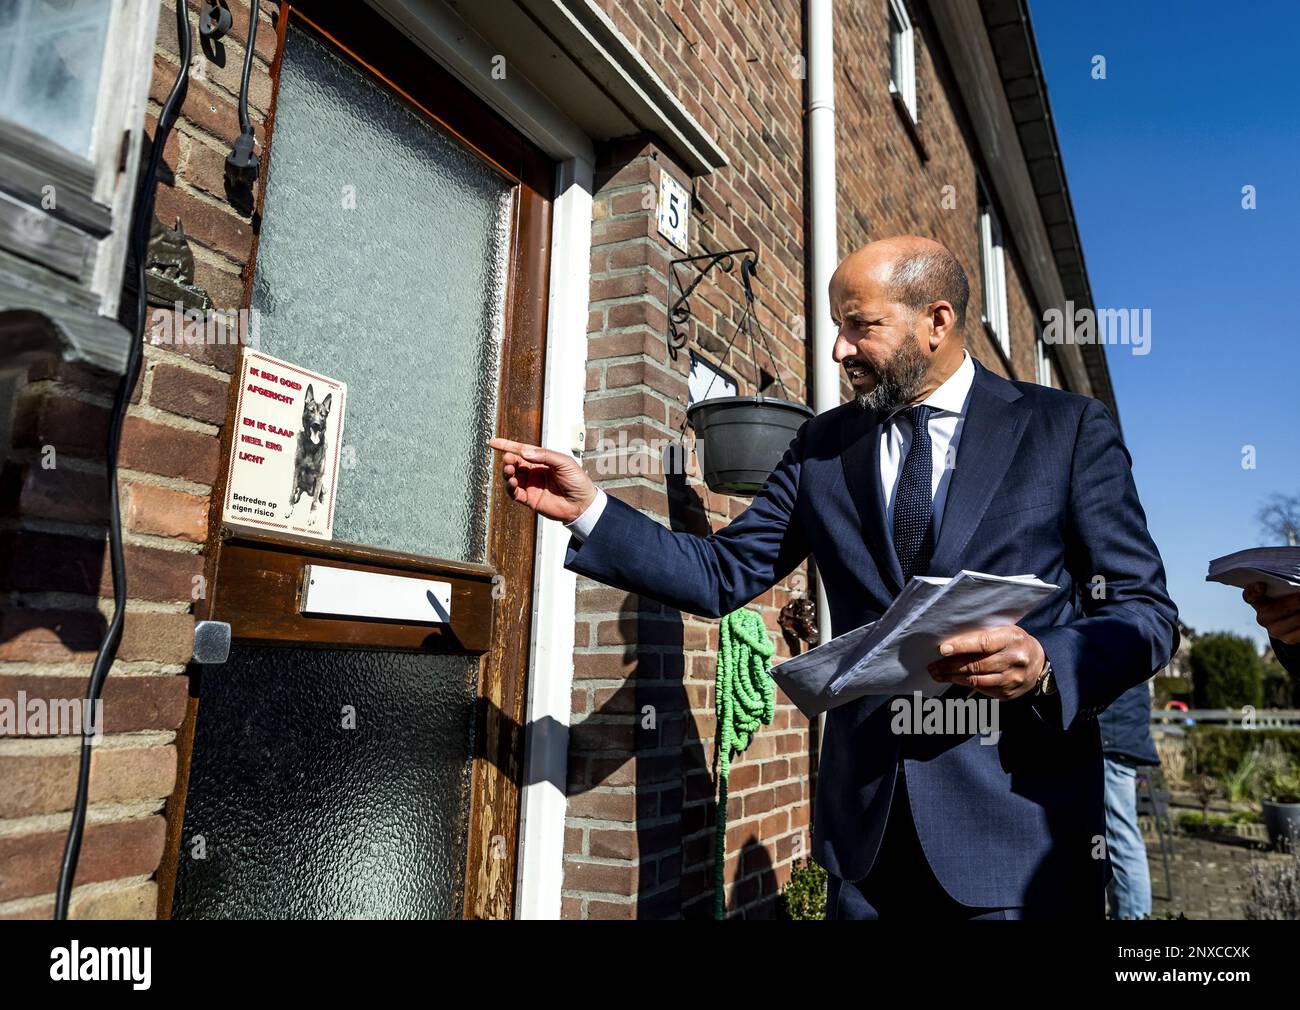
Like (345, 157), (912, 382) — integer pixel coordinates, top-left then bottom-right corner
(1104, 757), (1151, 919)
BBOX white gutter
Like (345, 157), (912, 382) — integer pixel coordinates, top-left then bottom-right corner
(807, 0), (839, 657)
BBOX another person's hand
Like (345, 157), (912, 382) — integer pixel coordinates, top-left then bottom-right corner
(487, 438), (597, 524)
(1243, 583), (1300, 646)
(928, 626), (1047, 700)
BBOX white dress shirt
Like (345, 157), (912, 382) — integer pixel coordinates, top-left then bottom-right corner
(565, 351), (977, 544)
(878, 350), (975, 539)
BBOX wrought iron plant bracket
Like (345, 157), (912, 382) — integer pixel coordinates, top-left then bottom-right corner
(665, 247), (758, 361)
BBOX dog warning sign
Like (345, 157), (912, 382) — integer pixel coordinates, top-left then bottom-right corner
(221, 350), (347, 540)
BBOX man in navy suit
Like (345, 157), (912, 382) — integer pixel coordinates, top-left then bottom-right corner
(490, 236), (1179, 920)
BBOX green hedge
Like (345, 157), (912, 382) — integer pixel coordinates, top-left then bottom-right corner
(1190, 726), (1300, 779)
(1262, 661), (1296, 708)
(1191, 633), (1264, 709)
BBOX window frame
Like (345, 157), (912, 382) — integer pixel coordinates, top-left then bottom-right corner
(0, 0), (160, 319)
(1036, 333), (1055, 387)
(888, 0), (918, 124)
(977, 178), (1011, 361)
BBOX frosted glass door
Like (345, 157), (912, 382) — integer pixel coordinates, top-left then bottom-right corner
(169, 4), (551, 920)
(172, 647), (478, 919)
(250, 22), (514, 563)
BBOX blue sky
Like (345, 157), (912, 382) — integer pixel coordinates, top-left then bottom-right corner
(1028, 0), (1300, 647)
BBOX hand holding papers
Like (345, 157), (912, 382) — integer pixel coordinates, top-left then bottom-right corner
(769, 571), (1058, 719)
(1206, 547), (1300, 598)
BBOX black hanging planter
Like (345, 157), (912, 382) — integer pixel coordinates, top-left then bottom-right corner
(687, 395), (813, 496)
(669, 249), (812, 496)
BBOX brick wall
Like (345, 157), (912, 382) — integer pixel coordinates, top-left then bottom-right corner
(0, 0), (275, 919)
(564, 0), (1052, 919)
(833, 0), (1042, 386)
(566, 0), (815, 920)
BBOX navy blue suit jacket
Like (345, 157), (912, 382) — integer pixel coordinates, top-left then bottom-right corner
(564, 359), (1179, 907)
(1099, 681), (1160, 766)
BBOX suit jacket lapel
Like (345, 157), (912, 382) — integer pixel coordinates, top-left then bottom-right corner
(929, 362), (1031, 575)
(840, 406), (905, 596)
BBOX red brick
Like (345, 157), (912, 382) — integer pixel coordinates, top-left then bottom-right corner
(0, 746), (178, 818)
(588, 828), (639, 860)
(571, 651), (636, 680)
(605, 360), (688, 400)
(562, 859), (638, 894)
(0, 674), (189, 735)
(142, 112), (182, 179)
(150, 55), (248, 147)
(591, 215), (654, 247)
(153, 183), (254, 264)
(146, 306), (243, 373)
(124, 481), (209, 542)
(0, 531), (200, 603)
(605, 300), (669, 332)
(0, 816), (166, 903)
(0, 609), (193, 665)
(565, 789), (636, 822)
(584, 391), (667, 424)
(109, 543), (205, 602)
(147, 362), (230, 425)
(192, 258), (248, 313)
(119, 415), (221, 484)
(589, 271), (664, 303)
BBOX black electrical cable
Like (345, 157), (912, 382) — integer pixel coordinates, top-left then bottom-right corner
(225, 0), (260, 186)
(237, 0), (258, 135)
(53, 2), (193, 920)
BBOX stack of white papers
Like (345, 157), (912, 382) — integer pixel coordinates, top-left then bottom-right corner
(770, 571), (1058, 719)
(1206, 547), (1300, 598)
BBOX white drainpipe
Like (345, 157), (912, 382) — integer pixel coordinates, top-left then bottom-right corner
(807, 0), (839, 658)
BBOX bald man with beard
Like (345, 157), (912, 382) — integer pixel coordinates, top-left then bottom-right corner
(491, 236), (1178, 920)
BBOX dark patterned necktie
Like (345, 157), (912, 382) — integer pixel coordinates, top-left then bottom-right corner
(892, 404), (935, 581)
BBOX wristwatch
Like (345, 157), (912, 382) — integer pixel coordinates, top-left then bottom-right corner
(1033, 659), (1057, 697)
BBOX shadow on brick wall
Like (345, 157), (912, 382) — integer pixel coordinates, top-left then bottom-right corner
(0, 358), (114, 672)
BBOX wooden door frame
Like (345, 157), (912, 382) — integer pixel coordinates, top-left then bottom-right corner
(156, 1), (553, 920)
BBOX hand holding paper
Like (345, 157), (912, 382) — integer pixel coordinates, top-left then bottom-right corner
(1207, 546), (1300, 646)
(769, 571), (1057, 719)
(928, 624), (1048, 700)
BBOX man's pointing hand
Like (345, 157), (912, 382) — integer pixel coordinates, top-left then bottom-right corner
(487, 438), (598, 524)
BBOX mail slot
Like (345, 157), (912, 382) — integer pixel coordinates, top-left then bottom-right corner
(300, 564), (452, 623)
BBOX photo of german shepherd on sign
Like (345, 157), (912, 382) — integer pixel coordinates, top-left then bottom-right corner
(285, 384), (332, 525)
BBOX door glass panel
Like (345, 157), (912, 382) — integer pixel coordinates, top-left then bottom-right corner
(250, 23), (513, 562)
(172, 646), (478, 919)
